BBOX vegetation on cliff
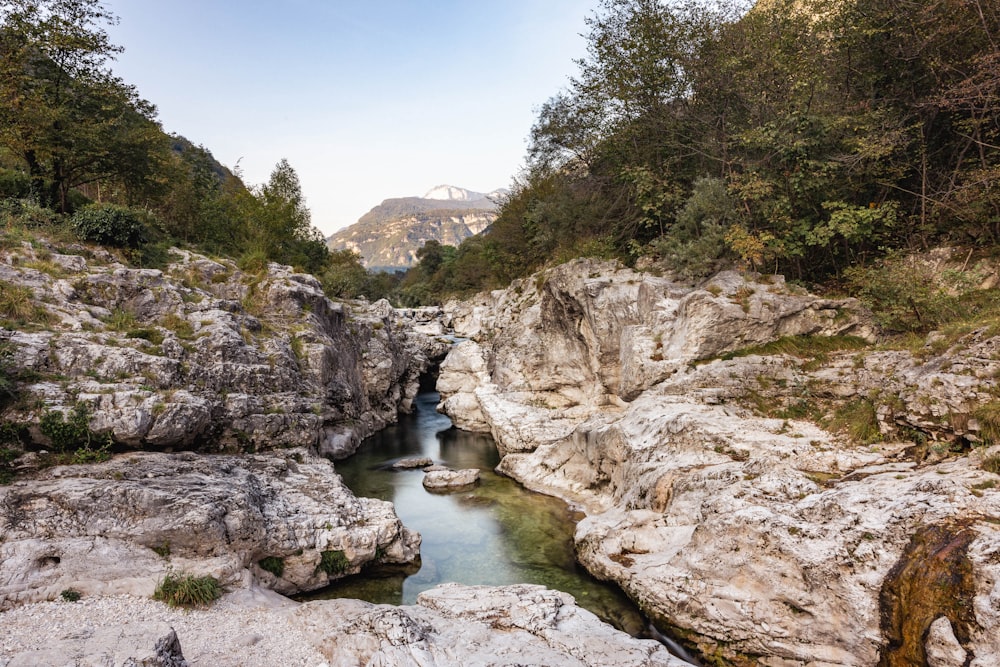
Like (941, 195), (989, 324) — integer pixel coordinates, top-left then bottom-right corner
(0, 0), (376, 297)
(403, 0), (1000, 303)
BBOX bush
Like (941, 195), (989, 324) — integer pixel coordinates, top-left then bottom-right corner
(317, 549), (350, 576)
(844, 253), (971, 333)
(60, 589), (81, 602)
(152, 571), (222, 607)
(71, 204), (148, 248)
(258, 556), (285, 578)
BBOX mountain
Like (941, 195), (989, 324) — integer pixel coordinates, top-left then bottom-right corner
(327, 185), (506, 272)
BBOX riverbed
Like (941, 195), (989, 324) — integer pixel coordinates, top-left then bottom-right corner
(303, 388), (650, 637)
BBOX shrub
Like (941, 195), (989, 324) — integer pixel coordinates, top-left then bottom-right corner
(258, 556), (285, 578)
(317, 549), (350, 576)
(983, 455), (1000, 475)
(152, 571), (222, 607)
(973, 401), (1000, 446)
(60, 589), (81, 602)
(37, 403), (111, 464)
(71, 204), (148, 248)
(844, 253), (972, 333)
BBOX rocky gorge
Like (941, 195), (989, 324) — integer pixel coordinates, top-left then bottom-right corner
(4, 238), (1000, 666)
(0, 239), (683, 665)
(438, 258), (1000, 666)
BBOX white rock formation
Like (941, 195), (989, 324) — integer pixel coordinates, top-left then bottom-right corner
(422, 467), (480, 490)
(288, 583), (689, 666)
(0, 449), (419, 608)
(437, 259), (1000, 665)
(0, 242), (448, 458)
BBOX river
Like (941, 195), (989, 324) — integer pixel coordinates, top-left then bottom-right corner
(301, 384), (651, 637)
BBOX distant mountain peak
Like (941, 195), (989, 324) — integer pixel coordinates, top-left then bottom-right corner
(422, 185), (486, 201)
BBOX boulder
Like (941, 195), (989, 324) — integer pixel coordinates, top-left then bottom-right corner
(437, 259), (1000, 665)
(422, 467), (480, 490)
(0, 449), (420, 607)
(288, 583), (689, 667)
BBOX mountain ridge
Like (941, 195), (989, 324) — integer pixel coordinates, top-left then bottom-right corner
(327, 185), (504, 272)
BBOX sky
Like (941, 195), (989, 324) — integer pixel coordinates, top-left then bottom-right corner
(101, 1), (599, 235)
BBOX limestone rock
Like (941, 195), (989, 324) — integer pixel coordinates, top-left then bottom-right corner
(0, 450), (420, 607)
(925, 616), (967, 667)
(391, 456), (434, 469)
(4, 622), (187, 667)
(0, 243), (448, 456)
(288, 583), (688, 666)
(422, 467), (480, 490)
(437, 259), (1000, 665)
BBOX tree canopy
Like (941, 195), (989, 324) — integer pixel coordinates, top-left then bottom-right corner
(402, 0), (1000, 302)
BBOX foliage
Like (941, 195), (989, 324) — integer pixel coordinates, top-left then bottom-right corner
(317, 549), (350, 576)
(39, 401), (97, 452)
(152, 570), (221, 607)
(257, 556), (284, 578)
(0, 342), (17, 407)
(71, 203), (147, 248)
(0, 0), (168, 212)
(0, 446), (16, 484)
(60, 588), (81, 602)
(395, 0), (1000, 302)
(844, 254), (976, 333)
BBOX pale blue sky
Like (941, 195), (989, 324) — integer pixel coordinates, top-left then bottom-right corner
(102, 1), (598, 234)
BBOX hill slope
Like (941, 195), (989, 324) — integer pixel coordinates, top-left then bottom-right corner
(327, 186), (503, 272)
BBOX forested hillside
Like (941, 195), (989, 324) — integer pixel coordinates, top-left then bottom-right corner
(408, 0), (1000, 302)
(0, 0), (384, 298)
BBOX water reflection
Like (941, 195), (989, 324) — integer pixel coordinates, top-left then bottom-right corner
(305, 390), (648, 635)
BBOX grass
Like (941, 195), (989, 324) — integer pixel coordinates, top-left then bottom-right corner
(973, 401), (1000, 446)
(718, 335), (871, 365)
(983, 455), (1000, 475)
(159, 312), (193, 339)
(0, 280), (52, 326)
(828, 398), (882, 444)
(104, 308), (136, 332)
(152, 571), (222, 607)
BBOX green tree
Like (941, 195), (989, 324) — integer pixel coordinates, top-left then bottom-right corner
(0, 0), (167, 211)
(246, 158), (329, 274)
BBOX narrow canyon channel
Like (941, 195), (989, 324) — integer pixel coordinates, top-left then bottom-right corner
(301, 378), (652, 639)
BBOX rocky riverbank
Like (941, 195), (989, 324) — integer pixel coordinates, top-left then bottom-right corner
(0, 239), (448, 458)
(438, 258), (1000, 665)
(0, 584), (688, 666)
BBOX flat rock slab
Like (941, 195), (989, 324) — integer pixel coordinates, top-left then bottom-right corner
(289, 583), (689, 667)
(422, 467), (480, 490)
(391, 457), (435, 469)
(4, 622), (186, 667)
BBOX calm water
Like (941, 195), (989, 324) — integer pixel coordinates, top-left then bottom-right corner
(305, 388), (649, 636)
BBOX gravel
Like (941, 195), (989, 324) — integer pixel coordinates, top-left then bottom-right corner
(0, 592), (330, 667)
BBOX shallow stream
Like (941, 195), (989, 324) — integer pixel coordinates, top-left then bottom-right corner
(303, 387), (650, 636)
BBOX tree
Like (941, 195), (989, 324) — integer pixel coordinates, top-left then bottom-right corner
(0, 0), (166, 211)
(247, 158), (328, 273)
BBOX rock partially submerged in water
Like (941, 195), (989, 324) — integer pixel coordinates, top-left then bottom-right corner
(0, 449), (420, 608)
(422, 467), (480, 491)
(289, 582), (689, 666)
(391, 456), (435, 469)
